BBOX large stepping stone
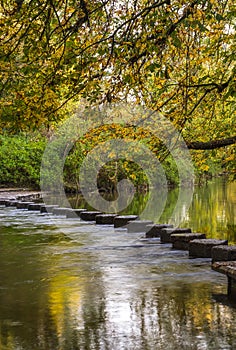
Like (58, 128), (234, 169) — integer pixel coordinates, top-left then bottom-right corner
(212, 261), (236, 298)
(114, 215), (138, 228)
(52, 207), (72, 216)
(16, 201), (33, 209)
(80, 211), (102, 221)
(127, 220), (154, 233)
(160, 227), (192, 243)
(40, 205), (59, 213)
(189, 239), (228, 258)
(145, 224), (173, 238)
(28, 203), (42, 211)
(171, 233), (206, 250)
(212, 245), (236, 262)
(96, 214), (118, 225)
(67, 209), (87, 218)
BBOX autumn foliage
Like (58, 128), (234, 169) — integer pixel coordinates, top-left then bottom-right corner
(0, 0), (235, 185)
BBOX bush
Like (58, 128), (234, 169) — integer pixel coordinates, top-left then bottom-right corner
(0, 130), (190, 191)
(0, 134), (46, 188)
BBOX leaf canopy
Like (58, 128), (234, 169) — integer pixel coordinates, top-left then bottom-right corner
(0, 0), (235, 154)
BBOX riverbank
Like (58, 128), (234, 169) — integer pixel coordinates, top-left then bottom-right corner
(0, 188), (42, 200)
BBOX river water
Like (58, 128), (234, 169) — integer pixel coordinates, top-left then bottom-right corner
(0, 179), (236, 350)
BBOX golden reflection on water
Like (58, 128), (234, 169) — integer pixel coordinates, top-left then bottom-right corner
(68, 178), (236, 243)
(0, 179), (236, 349)
(48, 273), (82, 339)
(181, 180), (236, 243)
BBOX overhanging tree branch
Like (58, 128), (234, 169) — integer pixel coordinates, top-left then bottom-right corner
(187, 136), (236, 150)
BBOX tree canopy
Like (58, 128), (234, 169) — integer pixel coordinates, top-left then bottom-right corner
(0, 0), (235, 156)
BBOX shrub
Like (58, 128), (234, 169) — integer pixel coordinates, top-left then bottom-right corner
(0, 134), (46, 188)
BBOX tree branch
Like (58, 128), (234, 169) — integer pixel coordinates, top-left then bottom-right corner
(129, 0), (200, 63)
(187, 136), (236, 150)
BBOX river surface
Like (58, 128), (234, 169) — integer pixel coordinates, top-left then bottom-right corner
(0, 179), (236, 350)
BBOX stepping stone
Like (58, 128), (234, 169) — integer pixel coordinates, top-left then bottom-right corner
(127, 220), (154, 233)
(212, 261), (236, 298)
(16, 202), (33, 209)
(189, 239), (228, 258)
(96, 214), (117, 225)
(40, 205), (46, 212)
(114, 215), (138, 228)
(17, 193), (41, 201)
(5, 200), (19, 207)
(80, 211), (102, 221)
(28, 203), (42, 211)
(67, 209), (87, 218)
(211, 245), (236, 262)
(40, 205), (59, 213)
(171, 233), (206, 250)
(212, 261), (236, 278)
(52, 207), (72, 216)
(160, 227), (192, 243)
(145, 224), (173, 238)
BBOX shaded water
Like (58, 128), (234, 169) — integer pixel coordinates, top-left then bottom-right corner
(0, 179), (236, 350)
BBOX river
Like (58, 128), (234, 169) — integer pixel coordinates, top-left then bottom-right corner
(0, 178), (236, 349)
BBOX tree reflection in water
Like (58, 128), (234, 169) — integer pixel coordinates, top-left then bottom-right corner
(0, 179), (236, 349)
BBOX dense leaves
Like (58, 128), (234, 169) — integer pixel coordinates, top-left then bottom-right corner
(0, 1), (235, 126)
(0, 0), (235, 181)
(0, 134), (46, 187)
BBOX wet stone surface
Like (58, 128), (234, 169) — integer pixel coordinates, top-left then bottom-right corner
(171, 233), (206, 250)
(145, 224), (174, 238)
(212, 245), (236, 262)
(5, 200), (19, 207)
(160, 228), (192, 243)
(189, 239), (228, 258)
(80, 211), (103, 221)
(113, 215), (139, 228)
(16, 202), (33, 209)
(212, 261), (236, 278)
(96, 214), (118, 225)
(28, 203), (42, 211)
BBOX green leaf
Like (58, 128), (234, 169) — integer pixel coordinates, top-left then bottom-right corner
(171, 34), (181, 48)
(216, 13), (224, 22)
